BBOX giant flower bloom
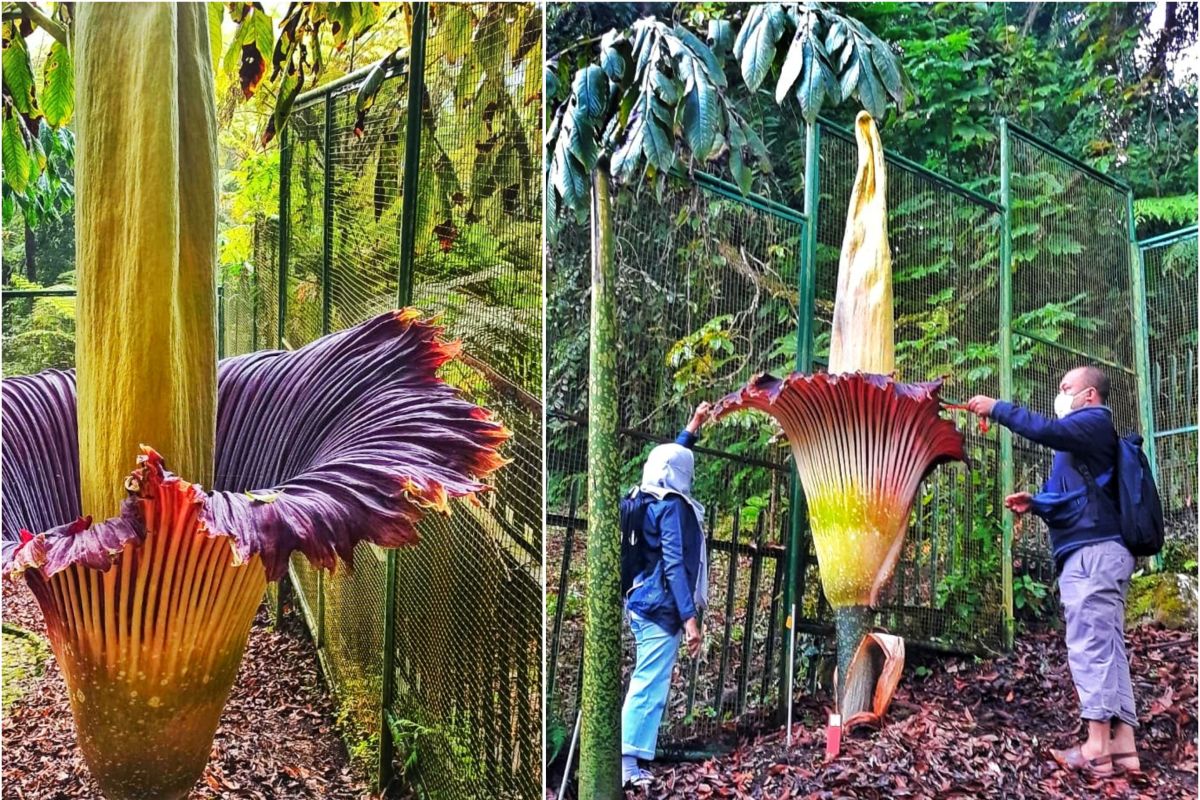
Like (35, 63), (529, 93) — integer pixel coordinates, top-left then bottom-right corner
(2, 7), (510, 798)
(712, 372), (964, 608)
(2, 312), (508, 798)
(713, 112), (966, 718)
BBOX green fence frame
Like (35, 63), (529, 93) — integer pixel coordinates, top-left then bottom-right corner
(1138, 223), (1198, 571)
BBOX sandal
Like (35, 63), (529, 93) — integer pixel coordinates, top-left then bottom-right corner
(1110, 751), (1142, 775)
(1050, 745), (1113, 776)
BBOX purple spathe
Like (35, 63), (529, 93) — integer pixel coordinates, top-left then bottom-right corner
(2, 311), (509, 581)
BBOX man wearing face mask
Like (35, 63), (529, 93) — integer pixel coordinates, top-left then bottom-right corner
(966, 366), (1138, 777)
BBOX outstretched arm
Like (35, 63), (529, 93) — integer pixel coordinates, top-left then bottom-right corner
(966, 395), (1108, 454)
(676, 401), (712, 448)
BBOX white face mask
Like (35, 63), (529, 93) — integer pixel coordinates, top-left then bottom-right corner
(1053, 393), (1075, 419)
(1054, 388), (1089, 419)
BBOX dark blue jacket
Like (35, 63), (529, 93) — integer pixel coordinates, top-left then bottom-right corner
(991, 402), (1123, 565)
(625, 429), (705, 635)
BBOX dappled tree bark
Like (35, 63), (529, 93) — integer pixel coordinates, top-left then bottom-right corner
(578, 166), (622, 800)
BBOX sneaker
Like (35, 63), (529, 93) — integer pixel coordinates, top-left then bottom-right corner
(623, 768), (653, 789)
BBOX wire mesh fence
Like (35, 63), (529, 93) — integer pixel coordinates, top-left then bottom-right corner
(546, 175), (806, 750)
(1142, 228), (1199, 557)
(242, 5), (544, 798)
(1006, 127), (1145, 586)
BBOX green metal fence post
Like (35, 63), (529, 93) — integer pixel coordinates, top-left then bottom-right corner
(396, 4), (428, 311)
(1126, 189), (1162, 572)
(379, 4), (428, 791)
(278, 125), (291, 349)
(322, 94), (335, 337)
(217, 283), (225, 359)
(778, 121), (819, 723)
(998, 119), (1016, 649)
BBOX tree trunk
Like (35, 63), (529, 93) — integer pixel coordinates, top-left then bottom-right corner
(24, 221), (36, 282)
(577, 167), (622, 800)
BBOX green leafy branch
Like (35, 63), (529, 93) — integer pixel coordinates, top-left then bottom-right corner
(2, 2), (73, 225)
(545, 3), (910, 229)
(734, 2), (910, 123)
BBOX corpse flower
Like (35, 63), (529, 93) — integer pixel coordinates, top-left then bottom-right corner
(1, 6), (507, 800)
(712, 112), (965, 716)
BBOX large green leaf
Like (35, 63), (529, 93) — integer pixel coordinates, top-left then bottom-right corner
(871, 42), (907, 106)
(672, 24), (726, 88)
(641, 102), (674, 172)
(682, 59), (720, 160)
(734, 4), (786, 92)
(838, 47), (862, 100)
(600, 31), (628, 82)
(794, 39), (831, 122)
(3, 33), (36, 116)
(775, 27), (808, 103)
(708, 19), (733, 60)
(853, 55), (888, 118)
(41, 42), (73, 127)
(574, 65), (608, 119)
(2, 115), (32, 196)
(207, 3), (224, 75)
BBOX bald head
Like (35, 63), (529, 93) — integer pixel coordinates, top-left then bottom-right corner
(1061, 366), (1110, 406)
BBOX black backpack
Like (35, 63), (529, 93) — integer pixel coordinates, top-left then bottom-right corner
(619, 490), (656, 597)
(1112, 433), (1165, 557)
(1083, 432), (1165, 558)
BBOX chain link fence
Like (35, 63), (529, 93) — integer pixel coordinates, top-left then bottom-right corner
(547, 174), (805, 752)
(1005, 125), (1146, 588)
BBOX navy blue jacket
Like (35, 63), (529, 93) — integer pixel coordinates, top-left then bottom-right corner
(991, 402), (1123, 565)
(625, 429), (705, 635)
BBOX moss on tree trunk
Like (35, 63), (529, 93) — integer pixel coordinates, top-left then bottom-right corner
(577, 167), (623, 800)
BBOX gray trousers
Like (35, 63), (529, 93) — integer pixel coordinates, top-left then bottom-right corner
(1058, 540), (1137, 728)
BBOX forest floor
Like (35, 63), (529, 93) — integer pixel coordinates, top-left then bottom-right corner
(1, 580), (377, 800)
(627, 623), (1197, 800)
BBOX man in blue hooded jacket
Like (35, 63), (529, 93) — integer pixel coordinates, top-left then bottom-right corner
(968, 365), (1139, 776)
(620, 402), (710, 787)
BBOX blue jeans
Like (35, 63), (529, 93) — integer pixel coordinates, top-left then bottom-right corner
(621, 612), (681, 759)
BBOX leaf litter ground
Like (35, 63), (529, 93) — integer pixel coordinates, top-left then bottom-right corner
(628, 623), (1196, 799)
(1, 579), (380, 799)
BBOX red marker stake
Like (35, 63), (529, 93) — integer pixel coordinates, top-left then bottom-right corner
(825, 713), (842, 762)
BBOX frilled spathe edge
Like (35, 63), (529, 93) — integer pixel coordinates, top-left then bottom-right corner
(3, 310), (510, 581)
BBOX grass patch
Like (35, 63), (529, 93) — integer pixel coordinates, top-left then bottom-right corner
(2, 623), (51, 713)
